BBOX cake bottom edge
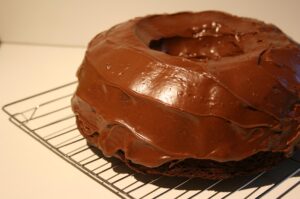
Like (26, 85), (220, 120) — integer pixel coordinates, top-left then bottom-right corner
(88, 142), (285, 180)
(74, 114), (287, 180)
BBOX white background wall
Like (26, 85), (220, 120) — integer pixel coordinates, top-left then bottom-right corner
(1, 0), (300, 47)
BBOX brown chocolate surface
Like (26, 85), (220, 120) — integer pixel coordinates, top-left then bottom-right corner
(72, 11), (300, 168)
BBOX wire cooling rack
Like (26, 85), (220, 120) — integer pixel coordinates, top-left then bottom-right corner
(2, 81), (300, 199)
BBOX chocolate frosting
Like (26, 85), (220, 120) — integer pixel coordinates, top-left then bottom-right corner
(72, 11), (300, 167)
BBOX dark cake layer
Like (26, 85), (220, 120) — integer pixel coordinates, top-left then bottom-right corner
(90, 144), (284, 180)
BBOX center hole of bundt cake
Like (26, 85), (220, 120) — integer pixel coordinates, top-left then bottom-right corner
(149, 35), (244, 61)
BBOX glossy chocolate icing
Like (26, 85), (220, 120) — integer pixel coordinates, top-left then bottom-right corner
(72, 11), (300, 168)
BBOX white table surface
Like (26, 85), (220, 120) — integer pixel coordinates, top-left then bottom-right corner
(0, 43), (120, 199)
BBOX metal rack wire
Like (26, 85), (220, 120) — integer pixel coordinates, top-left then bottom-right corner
(2, 81), (300, 199)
